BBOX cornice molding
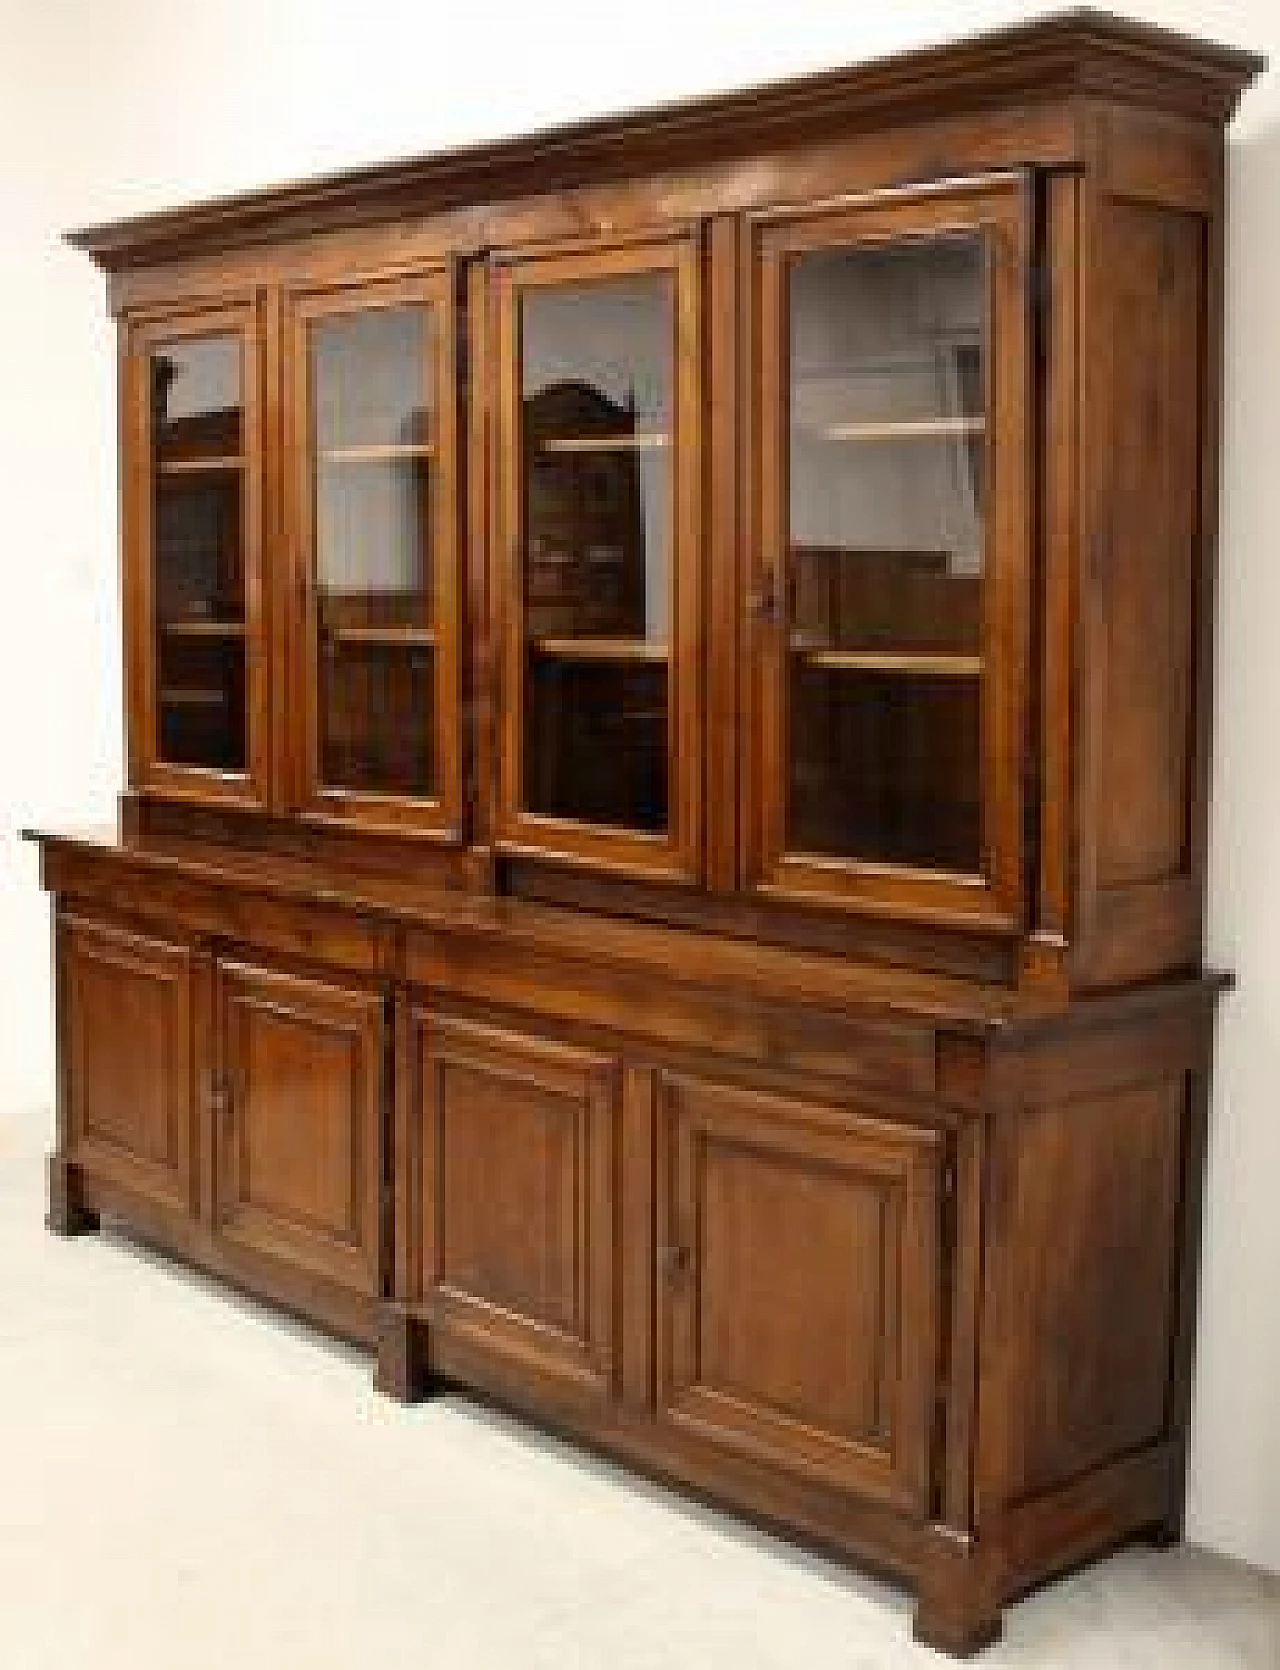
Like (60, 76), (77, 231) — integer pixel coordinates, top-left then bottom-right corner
(67, 10), (1263, 272)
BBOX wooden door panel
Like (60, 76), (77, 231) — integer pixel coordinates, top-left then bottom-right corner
(657, 1073), (942, 1512)
(408, 1011), (621, 1405)
(61, 916), (194, 1212)
(215, 959), (383, 1295)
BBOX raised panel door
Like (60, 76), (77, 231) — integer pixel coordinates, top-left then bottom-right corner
(656, 1072), (942, 1512)
(743, 177), (1032, 930)
(404, 1009), (621, 1407)
(213, 958), (384, 1295)
(60, 915), (195, 1213)
(123, 301), (269, 807)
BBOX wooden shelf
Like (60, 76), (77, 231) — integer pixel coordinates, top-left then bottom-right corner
(325, 624), (437, 649)
(159, 618), (245, 640)
(320, 442), (435, 465)
(158, 687), (228, 708)
(792, 644), (983, 677)
(538, 433), (669, 455)
(813, 417), (985, 442)
(156, 455), (244, 475)
(530, 636), (668, 664)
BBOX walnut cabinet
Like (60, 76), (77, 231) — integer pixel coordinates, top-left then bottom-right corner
(30, 14), (1261, 1654)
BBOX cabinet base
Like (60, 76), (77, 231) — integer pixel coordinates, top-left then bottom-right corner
(913, 1529), (1004, 1656)
(375, 1306), (434, 1403)
(46, 1155), (100, 1237)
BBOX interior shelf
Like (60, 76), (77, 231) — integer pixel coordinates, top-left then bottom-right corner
(791, 644), (983, 677)
(158, 687), (229, 708)
(320, 442), (435, 465)
(537, 433), (669, 455)
(159, 618), (246, 639)
(811, 417), (984, 442)
(530, 636), (669, 663)
(324, 624), (437, 649)
(156, 455), (245, 475)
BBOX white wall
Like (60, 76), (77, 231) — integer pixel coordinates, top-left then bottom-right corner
(2, 0), (1277, 1573)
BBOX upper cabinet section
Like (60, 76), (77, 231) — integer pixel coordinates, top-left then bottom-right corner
(124, 302), (268, 807)
(743, 178), (1031, 930)
(491, 236), (702, 882)
(285, 270), (462, 838)
(95, 15), (1259, 983)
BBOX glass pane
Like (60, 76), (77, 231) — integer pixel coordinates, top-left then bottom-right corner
(786, 235), (985, 872)
(520, 272), (672, 831)
(310, 304), (435, 798)
(151, 334), (246, 772)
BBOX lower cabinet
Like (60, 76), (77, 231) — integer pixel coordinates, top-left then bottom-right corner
(60, 913), (195, 1214)
(402, 1007), (622, 1407)
(655, 1073), (944, 1514)
(59, 917), (945, 1515)
(212, 957), (385, 1298)
(58, 919), (387, 1306)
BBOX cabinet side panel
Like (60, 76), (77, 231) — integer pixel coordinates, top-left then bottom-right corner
(1075, 182), (1215, 986)
(976, 1009), (1208, 1520)
(1095, 206), (1202, 886)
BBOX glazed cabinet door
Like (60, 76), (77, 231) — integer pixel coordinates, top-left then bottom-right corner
(490, 234), (703, 881)
(58, 914), (195, 1214)
(743, 177), (1032, 930)
(400, 1009), (622, 1409)
(657, 1073), (942, 1513)
(211, 958), (385, 1296)
(122, 301), (269, 807)
(285, 269), (462, 837)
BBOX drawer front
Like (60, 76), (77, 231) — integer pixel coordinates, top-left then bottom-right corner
(408, 928), (938, 1099)
(656, 1072), (943, 1513)
(404, 1008), (622, 1409)
(60, 914), (195, 1213)
(213, 958), (385, 1295)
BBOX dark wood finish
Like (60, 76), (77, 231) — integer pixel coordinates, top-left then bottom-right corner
(375, 1304), (433, 1402)
(46, 1153), (100, 1237)
(33, 16), (1260, 1657)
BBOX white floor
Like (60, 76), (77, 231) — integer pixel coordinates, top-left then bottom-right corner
(2, 1109), (1277, 1670)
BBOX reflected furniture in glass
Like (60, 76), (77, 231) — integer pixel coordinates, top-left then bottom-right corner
(30, 16), (1260, 1657)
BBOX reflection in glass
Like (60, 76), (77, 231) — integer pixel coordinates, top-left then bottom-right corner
(786, 235), (985, 872)
(519, 272), (673, 831)
(310, 305), (436, 797)
(151, 334), (246, 771)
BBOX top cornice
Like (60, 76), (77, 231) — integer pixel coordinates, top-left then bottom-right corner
(67, 10), (1264, 272)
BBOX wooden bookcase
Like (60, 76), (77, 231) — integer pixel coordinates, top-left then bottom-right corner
(28, 14), (1262, 1653)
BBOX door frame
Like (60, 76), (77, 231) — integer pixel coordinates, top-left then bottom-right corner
(741, 173), (1033, 932)
(122, 296), (270, 809)
(283, 264), (464, 840)
(488, 230), (704, 883)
